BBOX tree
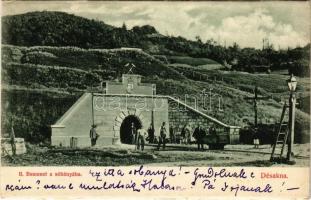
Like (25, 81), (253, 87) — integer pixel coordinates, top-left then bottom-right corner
(122, 22), (127, 31)
(195, 35), (203, 44)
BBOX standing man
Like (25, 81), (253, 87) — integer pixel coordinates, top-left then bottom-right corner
(147, 123), (155, 144)
(209, 124), (217, 144)
(157, 122), (167, 150)
(186, 124), (192, 145)
(131, 122), (137, 146)
(209, 125), (217, 135)
(199, 126), (206, 151)
(193, 124), (206, 151)
(253, 127), (260, 149)
(137, 128), (147, 151)
(193, 124), (200, 150)
(90, 125), (98, 146)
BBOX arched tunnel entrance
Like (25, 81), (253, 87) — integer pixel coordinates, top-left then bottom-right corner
(120, 115), (142, 144)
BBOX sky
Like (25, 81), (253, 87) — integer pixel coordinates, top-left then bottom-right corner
(2, 1), (310, 49)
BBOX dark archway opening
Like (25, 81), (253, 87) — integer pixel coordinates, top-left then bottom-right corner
(120, 115), (142, 144)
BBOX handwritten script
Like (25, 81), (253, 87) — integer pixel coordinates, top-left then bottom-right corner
(4, 166), (300, 197)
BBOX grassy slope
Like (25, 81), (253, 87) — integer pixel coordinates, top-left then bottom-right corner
(1, 45), (310, 143)
(1, 45), (185, 142)
(2, 45), (184, 80)
(167, 65), (310, 142)
(167, 55), (219, 65)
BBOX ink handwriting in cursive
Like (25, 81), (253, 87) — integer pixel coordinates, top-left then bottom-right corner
(3, 166), (300, 197)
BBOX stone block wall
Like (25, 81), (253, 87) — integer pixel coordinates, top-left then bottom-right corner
(168, 98), (240, 144)
(51, 93), (93, 147)
(94, 95), (169, 143)
(168, 99), (226, 134)
(52, 93), (169, 147)
(1, 138), (27, 155)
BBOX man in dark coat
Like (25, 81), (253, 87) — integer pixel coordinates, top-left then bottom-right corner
(253, 127), (260, 149)
(209, 125), (217, 135)
(90, 125), (98, 146)
(193, 124), (206, 150)
(147, 123), (155, 143)
(209, 125), (218, 144)
(199, 127), (206, 150)
(131, 122), (137, 146)
(169, 126), (176, 144)
(137, 128), (147, 151)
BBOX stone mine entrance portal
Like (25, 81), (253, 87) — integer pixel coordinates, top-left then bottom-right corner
(120, 115), (142, 144)
(51, 73), (240, 147)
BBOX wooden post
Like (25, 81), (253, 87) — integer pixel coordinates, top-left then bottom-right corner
(91, 93), (94, 126)
(244, 86), (269, 127)
(10, 124), (16, 156)
(151, 94), (155, 143)
(287, 92), (296, 161)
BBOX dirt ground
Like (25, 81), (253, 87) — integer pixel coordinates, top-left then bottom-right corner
(1, 143), (310, 167)
(145, 143), (310, 167)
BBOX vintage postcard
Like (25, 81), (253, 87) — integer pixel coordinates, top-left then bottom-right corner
(0, 1), (310, 199)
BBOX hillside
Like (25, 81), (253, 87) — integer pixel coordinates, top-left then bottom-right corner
(2, 11), (310, 76)
(1, 45), (310, 144)
(2, 11), (114, 48)
(1, 44), (184, 142)
(2, 11), (164, 51)
(2, 45), (185, 84)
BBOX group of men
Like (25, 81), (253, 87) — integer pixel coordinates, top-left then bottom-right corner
(90, 121), (167, 151)
(89, 122), (217, 151)
(133, 122), (217, 151)
(147, 122), (171, 150)
(132, 122), (167, 151)
(192, 124), (217, 150)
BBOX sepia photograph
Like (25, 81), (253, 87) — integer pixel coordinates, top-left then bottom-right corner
(1, 1), (310, 168)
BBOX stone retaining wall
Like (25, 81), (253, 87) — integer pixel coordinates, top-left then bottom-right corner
(1, 138), (27, 155)
(168, 99), (224, 133)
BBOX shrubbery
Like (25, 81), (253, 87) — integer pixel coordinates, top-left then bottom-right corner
(167, 55), (219, 66)
(3, 62), (101, 89)
(5, 45), (185, 81)
(1, 89), (79, 143)
(288, 60), (310, 77)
